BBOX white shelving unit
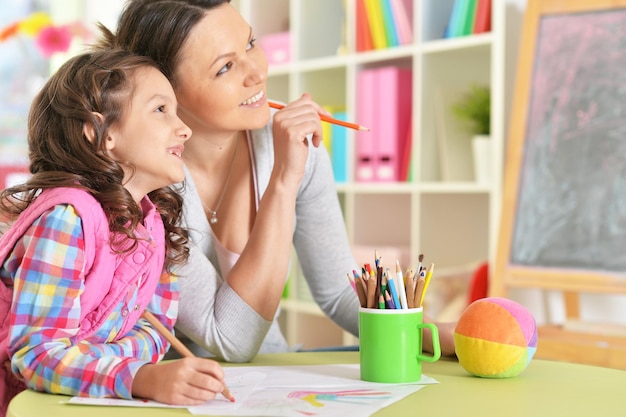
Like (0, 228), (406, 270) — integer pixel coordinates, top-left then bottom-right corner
(234, 0), (506, 349)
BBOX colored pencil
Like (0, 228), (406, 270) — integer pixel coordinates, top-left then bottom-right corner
(384, 290), (396, 309)
(141, 311), (235, 403)
(405, 268), (415, 308)
(378, 294), (386, 309)
(347, 272), (357, 293)
(395, 260), (408, 309)
(413, 253), (424, 280)
(414, 272), (426, 308)
(419, 263), (435, 307)
(268, 100), (370, 131)
(352, 270), (368, 307)
(366, 270), (377, 308)
(385, 268), (401, 309)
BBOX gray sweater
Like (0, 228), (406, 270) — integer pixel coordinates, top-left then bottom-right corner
(170, 115), (360, 362)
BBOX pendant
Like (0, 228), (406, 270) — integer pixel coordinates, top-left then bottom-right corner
(210, 211), (218, 224)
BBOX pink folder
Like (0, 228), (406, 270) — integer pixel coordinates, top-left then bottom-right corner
(355, 69), (377, 182)
(374, 66), (412, 182)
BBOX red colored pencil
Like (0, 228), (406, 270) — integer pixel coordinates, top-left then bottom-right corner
(268, 100), (370, 131)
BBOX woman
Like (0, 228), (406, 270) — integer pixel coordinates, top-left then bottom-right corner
(96, 0), (456, 362)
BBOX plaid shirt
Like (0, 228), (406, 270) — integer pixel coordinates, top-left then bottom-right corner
(1, 202), (178, 399)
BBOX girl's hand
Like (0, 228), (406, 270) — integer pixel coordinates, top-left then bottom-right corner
(271, 93), (328, 185)
(132, 358), (228, 405)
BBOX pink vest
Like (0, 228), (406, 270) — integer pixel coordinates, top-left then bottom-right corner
(0, 187), (165, 415)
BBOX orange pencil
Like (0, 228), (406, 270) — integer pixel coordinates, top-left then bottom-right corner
(141, 311), (235, 403)
(268, 100), (370, 131)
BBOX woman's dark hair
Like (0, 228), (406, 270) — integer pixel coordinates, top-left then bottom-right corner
(0, 49), (189, 269)
(96, 0), (230, 87)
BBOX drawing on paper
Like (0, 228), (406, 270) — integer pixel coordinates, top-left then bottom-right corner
(288, 389), (392, 407)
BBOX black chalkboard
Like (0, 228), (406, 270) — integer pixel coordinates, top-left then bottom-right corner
(510, 8), (626, 272)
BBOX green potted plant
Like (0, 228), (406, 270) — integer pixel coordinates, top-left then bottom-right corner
(452, 84), (490, 136)
(452, 84), (491, 183)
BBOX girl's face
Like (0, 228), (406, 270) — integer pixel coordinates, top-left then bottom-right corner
(173, 3), (270, 135)
(106, 66), (191, 202)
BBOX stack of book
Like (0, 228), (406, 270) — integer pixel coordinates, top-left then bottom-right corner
(356, 0), (413, 51)
(444, 0), (492, 38)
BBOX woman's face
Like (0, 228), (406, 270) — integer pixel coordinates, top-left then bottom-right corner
(174, 3), (270, 134)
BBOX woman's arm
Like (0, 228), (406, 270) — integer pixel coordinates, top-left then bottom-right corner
(292, 141), (360, 336)
(172, 243), (273, 362)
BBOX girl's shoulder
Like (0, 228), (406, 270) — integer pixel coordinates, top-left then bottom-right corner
(32, 187), (103, 216)
(14, 187), (107, 238)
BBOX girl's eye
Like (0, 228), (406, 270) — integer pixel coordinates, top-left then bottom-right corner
(246, 37), (257, 51)
(156, 105), (166, 113)
(217, 62), (233, 76)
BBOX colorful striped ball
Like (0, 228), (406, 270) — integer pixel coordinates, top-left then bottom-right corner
(454, 297), (538, 378)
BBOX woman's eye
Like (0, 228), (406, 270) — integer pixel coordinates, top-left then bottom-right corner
(217, 62), (233, 76)
(156, 105), (166, 113)
(246, 37), (257, 51)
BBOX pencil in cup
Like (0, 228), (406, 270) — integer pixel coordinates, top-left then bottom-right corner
(268, 100), (370, 131)
(141, 311), (235, 402)
(350, 258), (433, 310)
(419, 263), (435, 307)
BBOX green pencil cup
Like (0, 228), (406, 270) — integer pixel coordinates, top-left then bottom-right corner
(359, 307), (441, 383)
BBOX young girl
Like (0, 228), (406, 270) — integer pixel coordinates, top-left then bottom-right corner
(0, 49), (228, 415)
(96, 0), (457, 362)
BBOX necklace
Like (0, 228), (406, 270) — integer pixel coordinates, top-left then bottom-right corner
(202, 137), (240, 224)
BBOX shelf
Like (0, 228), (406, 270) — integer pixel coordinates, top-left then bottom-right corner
(336, 182), (493, 194)
(421, 32), (494, 54)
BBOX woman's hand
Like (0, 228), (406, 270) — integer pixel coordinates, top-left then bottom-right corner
(423, 315), (458, 357)
(132, 358), (227, 405)
(270, 93), (329, 185)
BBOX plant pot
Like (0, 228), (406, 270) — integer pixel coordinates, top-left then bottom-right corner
(472, 135), (491, 184)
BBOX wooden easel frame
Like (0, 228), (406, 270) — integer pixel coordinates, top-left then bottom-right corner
(492, 0), (626, 369)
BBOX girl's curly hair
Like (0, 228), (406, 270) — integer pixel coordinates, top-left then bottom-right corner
(0, 49), (189, 269)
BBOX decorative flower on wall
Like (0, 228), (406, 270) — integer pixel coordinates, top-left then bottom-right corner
(0, 11), (91, 58)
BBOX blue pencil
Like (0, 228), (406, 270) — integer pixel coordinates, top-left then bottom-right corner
(385, 269), (401, 308)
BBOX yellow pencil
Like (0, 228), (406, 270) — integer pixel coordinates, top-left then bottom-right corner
(419, 263), (435, 307)
(141, 311), (235, 403)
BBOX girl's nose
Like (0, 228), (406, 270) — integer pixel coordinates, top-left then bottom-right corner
(177, 121), (192, 141)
